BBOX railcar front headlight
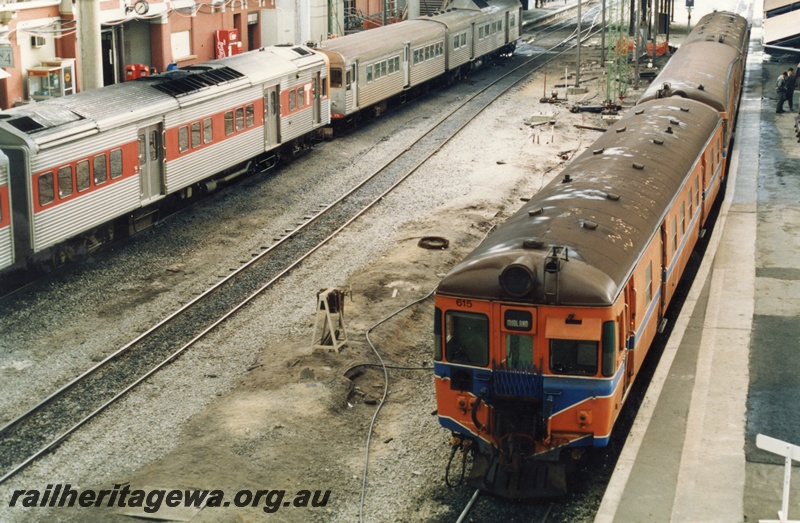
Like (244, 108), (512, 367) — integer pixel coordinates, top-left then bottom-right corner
(500, 264), (535, 297)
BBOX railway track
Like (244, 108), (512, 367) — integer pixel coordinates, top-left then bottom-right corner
(454, 488), (554, 522)
(0, 13), (603, 486)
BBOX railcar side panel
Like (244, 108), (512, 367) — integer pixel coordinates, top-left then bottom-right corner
(163, 87), (264, 129)
(409, 46), (447, 87)
(29, 132), (140, 252)
(357, 52), (406, 109)
(33, 176), (139, 252)
(0, 151), (11, 271)
(280, 71), (322, 141)
(472, 15), (507, 57)
(165, 128), (264, 192)
(29, 126), (134, 174)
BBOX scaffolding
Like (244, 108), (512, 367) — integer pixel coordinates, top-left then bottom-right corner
(605, 0), (631, 105)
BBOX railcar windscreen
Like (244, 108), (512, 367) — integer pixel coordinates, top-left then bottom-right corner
(549, 339), (598, 375)
(505, 334), (533, 368)
(445, 311), (489, 366)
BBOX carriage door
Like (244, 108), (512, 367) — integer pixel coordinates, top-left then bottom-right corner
(264, 85), (280, 147)
(137, 123), (164, 203)
(312, 72), (321, 125)
(470, 22), (476, 60)
(350, 64), (358, 109)
(403, 43), (410, 87)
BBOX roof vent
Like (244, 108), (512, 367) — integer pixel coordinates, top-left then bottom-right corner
(522, 238), (544, 249)
(562, 174), (573, 183)
(593, 148), (604, 155)
(528, 207), (544, 216)
(605, 192), (620, 201)
(582, 220), (598, 230)
(653, 138), (664, 145)
(632, 162), (644, 170)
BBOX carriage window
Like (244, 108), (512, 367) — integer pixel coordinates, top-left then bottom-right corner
(150, 130), (159, 161)
(203, 118), (213, 143)
(235, 108), (244, 131)
(479, 26), (484, 39)
(225, 111), (234, 135)
(38, 172), (54, 206)
(461, 33), (467, 47)
(445, 311), (489, 367)
(191, 122), (201, 148)
(680, 201), (686, 234)
(510, 14), (516, 27)
(671, 217), (678, 254)
(178, 126), (189, 153)
(381, 61), (387, 76)
(93, 154), (107, 185)
(506, 334), (533, 368)
(270, 91), (278, 116)
(366, 65), (373, 83)
(645, 261), (652, 305)
(289, 91), (296, 111)
(58, 166), (73, 199)
(454, 35), (459, 49)
(346, 69), (352, 91)
(330, 68), (342, 88)
(434, 307), (443, 361)
(76, 160), (91, 192)
(695, 177), (700, 207)
(110, 149), (123, 179)
(246, 104), (254, 127)
(297, 87), (305, 108)
(550, 339), (598, 375)
(137, 133), (145, 166)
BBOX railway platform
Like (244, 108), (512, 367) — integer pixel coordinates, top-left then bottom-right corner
(596, 3), (800, 523)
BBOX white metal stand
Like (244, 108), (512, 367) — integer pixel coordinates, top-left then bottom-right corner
(758, 434), (800, 523)
(311, 288), (348, 352)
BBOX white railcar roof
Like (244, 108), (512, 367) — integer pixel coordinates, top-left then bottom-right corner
(320, 20), (444, 60)
(0, 44), (323, 147)
(417, 8), (485, 32)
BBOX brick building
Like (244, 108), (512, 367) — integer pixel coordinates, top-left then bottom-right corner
(0, 0), (339, 110)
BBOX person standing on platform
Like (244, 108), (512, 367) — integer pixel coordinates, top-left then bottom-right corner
(776, 71), (788, 113)
(786, 68), (797, 112)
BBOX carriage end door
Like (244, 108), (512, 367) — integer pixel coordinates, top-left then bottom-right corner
(137, 124), (164, 203)
(264, 85), (280, 148)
